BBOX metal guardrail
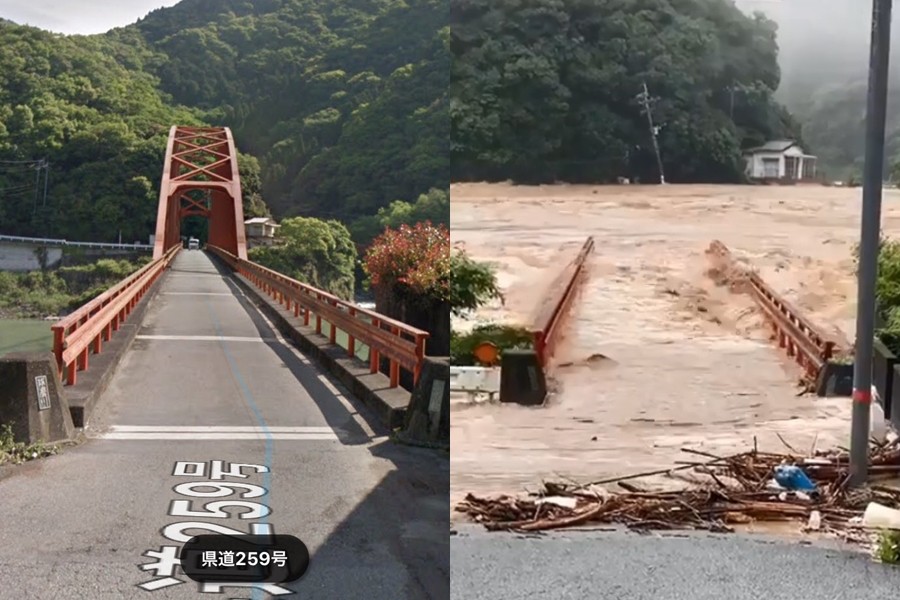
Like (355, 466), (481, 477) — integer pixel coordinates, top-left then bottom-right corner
(530, 237), (595, 367)
(0, 234), (153, 251)
(207, 245), (429, 388)
(707, 240), (847, 387)
(52, 245), (180, 385)
(450, 366), (500, 401)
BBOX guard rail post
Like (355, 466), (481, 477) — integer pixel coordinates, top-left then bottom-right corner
(206, 245), (428, 391)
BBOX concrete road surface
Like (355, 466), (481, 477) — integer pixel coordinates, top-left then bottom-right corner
(451, 525), (900, 600)
(0, 251), (448, 599)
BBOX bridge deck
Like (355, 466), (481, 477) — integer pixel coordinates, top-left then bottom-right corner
(0, 251), (447, 598)
(99, 250), (354, 432)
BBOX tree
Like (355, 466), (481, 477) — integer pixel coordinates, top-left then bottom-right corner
(348, 188), (449, 250)
(0, 0), (447, 247)
(362, 221), (449, 305)
(364, 220), (451, 357)
(450, 248), (503, 317)
(448, 248), (530, 366)
(451, 0), (799, 184)
(249, 217), (357, 300)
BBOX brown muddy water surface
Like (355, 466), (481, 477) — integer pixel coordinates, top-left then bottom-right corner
(450, 183), (900, 521)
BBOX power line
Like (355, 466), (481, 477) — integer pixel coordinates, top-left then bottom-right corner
(0, 184), (36, 193)
(0, 159), (42, 165)
(0, 164), (39, 172)
(0, 187), (38, 199)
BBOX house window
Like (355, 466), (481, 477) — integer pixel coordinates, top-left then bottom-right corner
(762, 158), (779, 178)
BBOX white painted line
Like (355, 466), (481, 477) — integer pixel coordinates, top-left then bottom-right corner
(135, 335), (277, 343)
(163, 292), (232, 296)
(95, 432), (338, 440)
(109, 425), (334, 433)
(139, 577), (185, 591)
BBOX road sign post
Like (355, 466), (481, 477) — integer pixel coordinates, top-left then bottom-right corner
(850, 0), (894, 488)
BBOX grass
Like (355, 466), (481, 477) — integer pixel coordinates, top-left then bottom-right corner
(0, 258), (148, 319)
(0, 424), (60, 466)
(876, 530), (900, 564)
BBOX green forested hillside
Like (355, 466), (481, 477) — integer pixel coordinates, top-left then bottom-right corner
(0, 25), (205, 241)
(0, 0), (447, 243)
(451, 0), (801, 184)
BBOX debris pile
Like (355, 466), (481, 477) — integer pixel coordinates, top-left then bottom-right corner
(456, 439), (900, 538)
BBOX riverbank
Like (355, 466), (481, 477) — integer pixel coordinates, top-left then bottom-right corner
(0, 257), (149, 320)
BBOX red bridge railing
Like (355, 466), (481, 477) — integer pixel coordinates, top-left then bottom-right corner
(52, 245), (180, 385)
(207, 245), (429, 388)
(531, 237), (595, 367)
(707, 240), (848, 387)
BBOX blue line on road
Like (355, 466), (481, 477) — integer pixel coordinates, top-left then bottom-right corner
(206, 299), (273, 600)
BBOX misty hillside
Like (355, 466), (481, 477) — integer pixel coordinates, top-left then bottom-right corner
(737, 0), (873, 107)
(736, 0), (900, 177)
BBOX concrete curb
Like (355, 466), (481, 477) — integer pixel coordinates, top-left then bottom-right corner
(230, 273), (411, 430)
(64, 270), (169, 428)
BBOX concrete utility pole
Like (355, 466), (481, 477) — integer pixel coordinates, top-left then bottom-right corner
(42, 160), (49, 207)
(637, 81), (666, 184)
(850, 0), (893, 488)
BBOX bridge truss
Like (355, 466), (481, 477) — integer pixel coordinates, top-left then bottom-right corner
(152, 126), (248, 260)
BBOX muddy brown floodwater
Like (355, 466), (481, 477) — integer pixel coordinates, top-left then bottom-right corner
(450, 182), (900, 517)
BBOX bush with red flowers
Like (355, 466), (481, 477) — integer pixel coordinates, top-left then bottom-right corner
(362, 221), (450, 304)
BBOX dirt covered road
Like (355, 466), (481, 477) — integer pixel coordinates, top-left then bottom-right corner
(450, 183), (900, 515)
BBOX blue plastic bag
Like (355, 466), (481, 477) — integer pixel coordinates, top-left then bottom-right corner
(773, 465), (817, 492)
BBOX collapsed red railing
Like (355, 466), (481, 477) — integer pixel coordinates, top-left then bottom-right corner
(707, 240), (848, 386)
(207, 245), (429, 388)
(530, 237), (595, 367)
(52, 245), (180, 386)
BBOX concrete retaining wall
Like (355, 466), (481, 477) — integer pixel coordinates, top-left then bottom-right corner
(0, 243), (63, 271)
(0, 241), (150, 272)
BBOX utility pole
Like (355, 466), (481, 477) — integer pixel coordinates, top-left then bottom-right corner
(850, 0), (893, 488)
(637, 81), (666, 184)
(32, 161), (40, 216)
(729, 86), (736, 120)
(42, 160), (49, 207)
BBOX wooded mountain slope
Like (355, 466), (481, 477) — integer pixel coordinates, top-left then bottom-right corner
(451, 0), (801, 184)
(0, 0), (447, 242)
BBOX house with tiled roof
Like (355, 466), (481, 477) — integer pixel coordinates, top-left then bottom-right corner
(743, 140), (817, 181)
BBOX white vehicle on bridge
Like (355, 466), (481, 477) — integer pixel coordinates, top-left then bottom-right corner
(188, 238), (200, 250)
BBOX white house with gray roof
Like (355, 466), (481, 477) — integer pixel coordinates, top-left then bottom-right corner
(244, 217), (280, 248)
(743, 140), (817, 181)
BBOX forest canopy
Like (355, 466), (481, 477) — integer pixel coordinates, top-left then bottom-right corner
(451, 0), (802, 184)
(0, 0), (447, 245)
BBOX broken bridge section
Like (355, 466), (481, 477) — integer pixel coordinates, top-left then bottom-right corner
(152, 126), (248, 260)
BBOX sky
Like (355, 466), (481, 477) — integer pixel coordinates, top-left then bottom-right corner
(0, 0), (181, 35)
